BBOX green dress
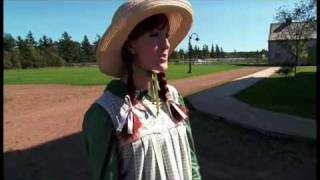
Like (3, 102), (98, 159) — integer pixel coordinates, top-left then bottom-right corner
(82, 80), (201, 180)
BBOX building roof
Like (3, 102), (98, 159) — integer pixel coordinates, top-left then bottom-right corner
(268, 22), (317, 41)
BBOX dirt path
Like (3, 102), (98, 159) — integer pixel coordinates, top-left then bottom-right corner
(172, 66), (267, 96)
(4, 66), (272, 179)
(4, 66), (266, 152)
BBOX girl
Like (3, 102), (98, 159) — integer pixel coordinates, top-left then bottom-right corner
(82, 1), (201, 179)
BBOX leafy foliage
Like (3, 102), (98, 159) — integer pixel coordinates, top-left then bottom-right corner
(274, 0), (317, 75)
(3, 30), (269, 69)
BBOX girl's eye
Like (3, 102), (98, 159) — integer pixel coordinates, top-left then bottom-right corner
(150, 33), (158, 37)
(149, 32), (169, 38)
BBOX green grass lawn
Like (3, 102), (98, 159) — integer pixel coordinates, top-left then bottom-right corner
(4, 63), (242, 86)
(234, 66), (316, 119)
(166, 63), (242, 79)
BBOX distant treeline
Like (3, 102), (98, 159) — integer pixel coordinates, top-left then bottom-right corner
(3, 31), (99, 69)
(170, 45), (268, 60)
(3, 31), (268, 69)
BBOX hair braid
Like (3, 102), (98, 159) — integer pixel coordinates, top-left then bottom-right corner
(157, 72), (189, 122)
(121, 42), (141, 139)
(157, 72), (169, 101)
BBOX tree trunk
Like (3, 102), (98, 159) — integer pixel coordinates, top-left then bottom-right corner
(294, 41), (298, 76)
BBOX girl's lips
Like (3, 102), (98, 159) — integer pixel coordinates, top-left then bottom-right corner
(159, 55), (167, 62)
(159, 53), (168, 58)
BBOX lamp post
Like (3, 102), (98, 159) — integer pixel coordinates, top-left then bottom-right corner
(188, 33), (199, 74)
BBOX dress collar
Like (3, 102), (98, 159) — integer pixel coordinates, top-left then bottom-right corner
(105, 80), (150, 100)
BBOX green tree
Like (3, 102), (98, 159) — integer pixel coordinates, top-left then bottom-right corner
(274, 0), (316, 75)
(16, 36), (27, 50)
(4, 51), (13, 69)
(188, 43), (194, 58)
(58, 32), (72, 63)
(39, 47), (64, 67)
(38, 35), (50, 48)
(194, 45), (200, 59)
(48, 38), (54, 46)
(92, 34), (101, 51)
(215, 44), (220, 58)
(261, 48), (268, 57)
(80, 35), (94, 62)
(201, 44), (210, 58)
(178, 49), (185, 63)
(169, 50), (178, 61)
(58, 32), (81, 63)
(16, 35), (42, 68)
(16, 36), (32, 68)
(210, 43), (215, 58)
(72, 42), (82, 63)
(25, 31), (37, 47)
(220, 46), (225, 58)
(30, 48), (42, 68)
(3, 33), (16, 51)
(178, 49), (185, 56)
(3, 50), (23, 69)
(36, 34), (63, 67)
(90, 34), (101, 62)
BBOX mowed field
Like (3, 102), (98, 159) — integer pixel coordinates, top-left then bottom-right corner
(4, 63), (242, 85)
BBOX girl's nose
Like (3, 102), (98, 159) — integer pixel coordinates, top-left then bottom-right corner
(160, 37), (170, 50)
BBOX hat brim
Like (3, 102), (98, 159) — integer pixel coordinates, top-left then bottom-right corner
(96, 0), (193, 77)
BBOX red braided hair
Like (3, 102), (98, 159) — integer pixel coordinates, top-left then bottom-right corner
(157, 72), (189, 122)
(121, 42), (141, 140)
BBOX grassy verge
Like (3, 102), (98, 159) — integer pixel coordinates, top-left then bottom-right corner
(4, 63), (243, 85)
(4, 67), (109, 86)
(234, 66), (316, 119)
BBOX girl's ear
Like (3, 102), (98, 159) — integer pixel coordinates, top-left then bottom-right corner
(127, 41), (136, 55)
(128, 47), (136, 54)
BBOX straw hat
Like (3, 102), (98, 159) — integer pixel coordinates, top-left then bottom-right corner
(96, 0), (193, 77)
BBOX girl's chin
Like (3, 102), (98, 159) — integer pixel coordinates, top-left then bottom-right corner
(153, 63), (168, 73)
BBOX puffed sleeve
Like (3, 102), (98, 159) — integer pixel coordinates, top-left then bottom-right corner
(82, 103), (119, 180)
(178, 93), (202, 180)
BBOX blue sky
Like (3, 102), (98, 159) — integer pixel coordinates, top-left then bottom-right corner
(4, 0), (297, 52)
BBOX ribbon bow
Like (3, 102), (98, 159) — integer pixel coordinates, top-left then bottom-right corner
(118, 95), (134, 134)
(166, 94), (188, 121)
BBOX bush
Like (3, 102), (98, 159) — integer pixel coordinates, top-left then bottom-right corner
(276, 66), (294, 77)
(10, 50), (22, 68)
(307, 47), (316, 65)
(48, 51), (64, 67)
(4, 46), (65, 69)
(39, 47), (64, 67)
(276, 58), (295, 77)
(3, 50), (23, 69)
(3, 51), (13, 69)
(30, 47), (42, 68)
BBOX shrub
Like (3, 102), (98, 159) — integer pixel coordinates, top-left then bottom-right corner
(276, 66), (294, 77)
(3, 51), (13, 69)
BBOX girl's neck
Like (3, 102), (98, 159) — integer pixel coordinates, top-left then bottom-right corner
(121, 63), (152, 91)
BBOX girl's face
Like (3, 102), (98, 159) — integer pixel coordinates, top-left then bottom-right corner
(128, 25), (170, 73)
